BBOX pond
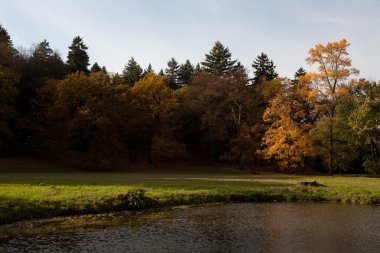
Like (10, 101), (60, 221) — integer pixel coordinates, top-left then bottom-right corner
(0, 203), (379, 252)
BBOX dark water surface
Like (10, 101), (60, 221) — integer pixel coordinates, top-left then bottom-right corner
(0, 203), (379, 253)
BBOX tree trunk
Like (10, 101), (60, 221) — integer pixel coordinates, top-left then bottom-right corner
(328, 110), (334, 176)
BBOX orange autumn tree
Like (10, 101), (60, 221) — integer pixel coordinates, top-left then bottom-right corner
(260, 76), (316, 172)
(306, 39), (359, 175)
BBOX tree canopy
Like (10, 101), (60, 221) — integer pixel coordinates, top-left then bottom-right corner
(67, 36), (90, 74)
(201, 41), (237, 76)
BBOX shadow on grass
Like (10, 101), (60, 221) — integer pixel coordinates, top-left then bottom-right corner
(0, 173), (295, 188)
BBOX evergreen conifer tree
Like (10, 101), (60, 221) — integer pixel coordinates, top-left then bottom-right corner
(67, 36), (90, 74)
(194, 63), (202, 75)
(294, 67), (307, 79)
(122, 57), (143, 85)
(252, 52), (278, 85)
(90, 62), (102, 73)
(201, 41), (237, 75)
(165, 57), (180, 89)
(0, 24), (12, 45)
(178, 59), (194, 85)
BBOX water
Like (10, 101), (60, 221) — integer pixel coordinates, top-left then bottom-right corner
(0, 203), (379, 253)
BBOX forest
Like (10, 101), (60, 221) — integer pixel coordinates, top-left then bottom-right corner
(1, 24), (380, 175)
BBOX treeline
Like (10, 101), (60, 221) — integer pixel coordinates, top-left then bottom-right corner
(1, 24), (379, 174)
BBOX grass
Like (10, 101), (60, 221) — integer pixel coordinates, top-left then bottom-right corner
(0, 162), (380, 224)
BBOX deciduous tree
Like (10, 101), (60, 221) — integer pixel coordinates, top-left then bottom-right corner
(260, 77), (316, 172)
(306, 39), (359, 175)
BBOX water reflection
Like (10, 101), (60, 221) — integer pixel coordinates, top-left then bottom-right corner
(0, 203), (379, 252)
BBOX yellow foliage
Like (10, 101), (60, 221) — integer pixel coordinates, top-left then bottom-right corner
(131, 72), (178, 121)
(260, 80), (316, 172)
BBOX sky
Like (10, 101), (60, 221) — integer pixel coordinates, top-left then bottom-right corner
(1, 0), (380, 79)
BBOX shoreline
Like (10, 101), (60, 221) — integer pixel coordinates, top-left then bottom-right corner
(1, 187), (379, 226)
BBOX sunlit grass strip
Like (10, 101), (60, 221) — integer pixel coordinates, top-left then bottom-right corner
(0, 172), (379, 224)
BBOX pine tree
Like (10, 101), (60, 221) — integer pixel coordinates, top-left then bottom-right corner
(90, 62), (102, 73)
(194, 63), (202, 75)
(142, 63), (153, 77)
(145, 63), (153, 73)
(30, 40), (66, 79)
(165, 57), (180, 89)
(201, 41), (237, 75)
(252, 52), (278, 85)
(101, 66), (107, 73)
(0, 24), (12, 45)
(67, 36), (90, 74)
(158, 69), (165, 76)
(122, 57), (143, 85)
(178, 59), (194, 85)
(0, 25), (18, 154)
(294, 67), (307, 79)
(18, 39), (66, 115)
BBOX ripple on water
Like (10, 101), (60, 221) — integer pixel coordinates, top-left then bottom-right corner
(0, 203), (379, 253)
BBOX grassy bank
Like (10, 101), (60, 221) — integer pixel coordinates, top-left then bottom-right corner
(1, 166), (380, 224)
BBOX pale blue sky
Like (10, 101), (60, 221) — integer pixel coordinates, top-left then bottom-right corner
(1, 0), (380, 79)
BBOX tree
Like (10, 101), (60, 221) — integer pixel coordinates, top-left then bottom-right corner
(122, 57), (143, 86)
(131, 72), (183, 167)
(18, 40), (66, 115)
(33, 72), (129, 167)
(294, 67), (307, 81)
(260, 77), (316, 172)
(90, 62), (102, 73)
(252, 52), (278, 85)
(347, 81), (380, 174)
(178, 59), (194, 85)
(306, 39), (359, 175)
(165, 57), (180, 89)
(158, 69), (164, 76)
(0, 24), (12, 45)
(0, 27), (20, 155)
(201, 41), (237, 75)
(184, 70), (252, 164)
(111, 73), (124, 85)
(142, 63), (153, 77)
(67, 36), (90, 74)
(194, 63), (202, 75)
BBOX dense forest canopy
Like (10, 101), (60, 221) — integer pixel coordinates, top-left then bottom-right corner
(1, 23), (379, 174)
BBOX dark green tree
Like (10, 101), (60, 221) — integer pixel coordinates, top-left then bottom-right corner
(142, 63), (153, 78)
(194, 63), (202, 75)
(145, 63), (153, 73)
(158, 69), (164, 76)
(67, 36), (90, 74)
(178, 60), (194, 85)
(18, 40), (66, 114)
(90, 62), (102, 73)
(0, 24), (12, 45)
(165, 57), (180, 89)
(0, 26), (20, 155)
(294, 67), (307, 79)
(252, 52), (278, 85)
(201, 41), (237, 75)
(122, 57), (143, 85)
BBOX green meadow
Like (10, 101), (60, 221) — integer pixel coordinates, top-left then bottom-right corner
(1, 164), (379, 224)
